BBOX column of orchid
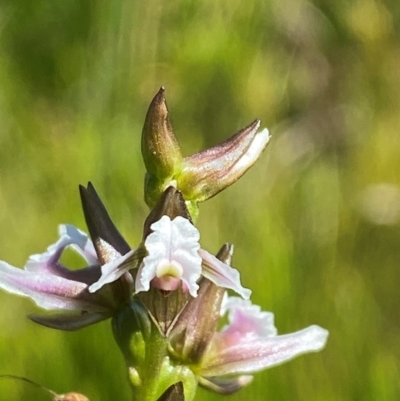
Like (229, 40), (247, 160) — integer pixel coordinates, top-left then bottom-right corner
(0, 88), (328, 401)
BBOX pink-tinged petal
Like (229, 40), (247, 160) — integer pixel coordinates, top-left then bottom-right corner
(220, 296), (277, 338)
(136, 216), (201, 296)
(0, 261), (109, 312)
(180, 121), (270, 202)
(184, 120), (262, 166)
(26, 224), (99, 277)
(89, 248), (142, 293)
(200, 325), (329, 377)
(200, 250), (251, 299)
(29, 311), (109, 331)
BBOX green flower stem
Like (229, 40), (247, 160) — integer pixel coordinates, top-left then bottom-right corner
(112, 300), (198, 401)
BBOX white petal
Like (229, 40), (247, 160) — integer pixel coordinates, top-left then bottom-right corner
(59, 224), (88, 250)
(200, 249), (251, 299)
(89, 249), (138, 293)
(137, 216), (202, 296)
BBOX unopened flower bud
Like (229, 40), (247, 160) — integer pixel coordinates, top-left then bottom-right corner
(142, 186), (192, 239)
(142, 87), (182, 181)
(141, 89), (270, 218)
(179, 119), (270, 202)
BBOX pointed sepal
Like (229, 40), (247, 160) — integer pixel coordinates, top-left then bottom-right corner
(142, 87), (183, 210)
(168, 244), (231, 364)
(142, 87), (182, 179)
(79, 182), (131, 264)
(143, 186), (192, 239)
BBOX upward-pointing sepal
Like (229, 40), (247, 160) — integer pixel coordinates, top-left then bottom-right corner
(142, 186), (192, 240)
(168, 244), (232, 364)
(142, 87), (183, 180)
(79, 182), (131, 264)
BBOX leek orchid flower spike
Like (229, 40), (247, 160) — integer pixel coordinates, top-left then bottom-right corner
(0, 183), (133, 330)
(142, 87), (270, 219)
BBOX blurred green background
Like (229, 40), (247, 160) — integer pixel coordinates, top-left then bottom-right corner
(0, 0), (399, 400)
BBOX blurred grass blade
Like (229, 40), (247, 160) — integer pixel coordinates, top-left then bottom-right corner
(0, 375), (89, 400)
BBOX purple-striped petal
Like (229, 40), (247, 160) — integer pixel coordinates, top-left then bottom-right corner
(180, 121), (270, 202)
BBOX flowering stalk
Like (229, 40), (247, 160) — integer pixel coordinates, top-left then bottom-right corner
(0, 89), (328, 401)
(112, 300), (197, 401)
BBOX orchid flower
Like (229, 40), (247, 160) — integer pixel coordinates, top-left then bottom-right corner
(89, 187), (251, 300)
(0, 183), (134, 331)
(198, 295), (328, 385)
(0, 224), (130, 330)
(167, 246), (329, 395)
(0, 87), (329, 401)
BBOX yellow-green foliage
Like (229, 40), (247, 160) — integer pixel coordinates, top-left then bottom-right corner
(0, 0), (399, 400)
